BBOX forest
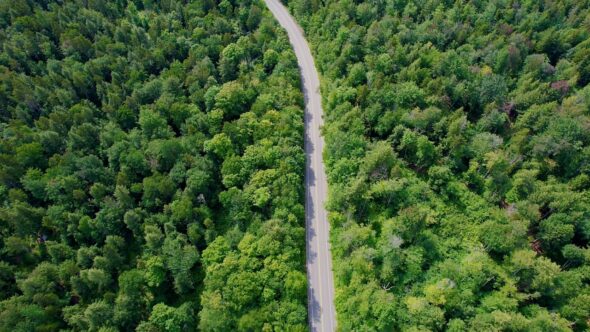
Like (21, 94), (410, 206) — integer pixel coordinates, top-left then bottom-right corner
(0, 0), (308, 331)
(284, 0), (590, 331)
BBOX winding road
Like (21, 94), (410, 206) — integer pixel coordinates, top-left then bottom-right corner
(263, 0), (337, 331)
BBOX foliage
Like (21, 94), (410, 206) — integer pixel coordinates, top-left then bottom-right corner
(0, 0), (306, 330)
(285, 0), (590, 330)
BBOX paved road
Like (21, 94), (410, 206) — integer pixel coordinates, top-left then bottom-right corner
(263, 0), (336, 331)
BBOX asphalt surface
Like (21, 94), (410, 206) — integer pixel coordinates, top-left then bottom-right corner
(263, 1), (337, 331)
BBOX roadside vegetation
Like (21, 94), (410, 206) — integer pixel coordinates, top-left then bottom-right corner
(0, 0), (307, 330)
(285, 0), (590, 330)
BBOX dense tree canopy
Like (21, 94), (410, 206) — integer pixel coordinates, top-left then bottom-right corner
(285, 0), (590, 330)
(0, 0), (307, 330)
